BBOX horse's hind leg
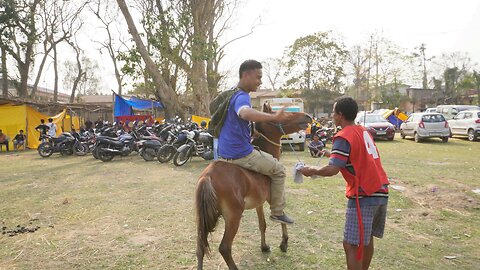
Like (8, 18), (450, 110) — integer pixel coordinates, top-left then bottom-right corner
(280, 223), (289, 252)
(219, 210), (242, 270)
(255, 206), (270, 252)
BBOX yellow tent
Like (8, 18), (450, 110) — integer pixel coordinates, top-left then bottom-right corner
(0, 104), (66, 150)
(191, 115), (210, 128)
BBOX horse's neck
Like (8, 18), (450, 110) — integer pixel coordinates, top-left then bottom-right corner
(255, 137), (281, 160)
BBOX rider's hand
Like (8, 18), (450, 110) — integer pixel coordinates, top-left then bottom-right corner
(273, 107), (290, 122)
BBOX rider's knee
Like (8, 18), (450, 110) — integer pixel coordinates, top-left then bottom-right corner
(270, 164), (286, 180)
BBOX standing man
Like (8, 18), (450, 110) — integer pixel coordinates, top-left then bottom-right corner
(299, 96), (389, 270)
(35, 119), (49, 141)
(46, 118), (57, 137)
(218, 59), (294, 224)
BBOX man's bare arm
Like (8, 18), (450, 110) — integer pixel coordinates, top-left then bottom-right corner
(239, 107), (289, 123)
(299, 164), (340, 177)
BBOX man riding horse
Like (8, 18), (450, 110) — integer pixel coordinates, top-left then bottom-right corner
(217, 59), (294, 225)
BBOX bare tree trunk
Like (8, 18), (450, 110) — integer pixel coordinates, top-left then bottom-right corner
(91, 1), (123, 95)
(116, 0), (182, 118)
(31, 41), (53, 98)
(1, 47), (8, 97)
(190, 0), (215, 116)
(18, 61), (30, 98)
(53, 42), (59, 102)
(69, 42), (84, 103)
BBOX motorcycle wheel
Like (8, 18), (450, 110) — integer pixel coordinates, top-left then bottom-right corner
(157, 145), (175, 163)
(173, 146), (193, 166)
(38, 142), (53, 158)
(98, 149), (114, 162)
(140, 148), (156, 161)
(74, 143), (88, 156)
(61, 145), (74, 156)
(92, 146), (99, 159)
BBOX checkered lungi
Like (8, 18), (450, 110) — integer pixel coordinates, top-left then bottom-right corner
(344, 203), (387, 246)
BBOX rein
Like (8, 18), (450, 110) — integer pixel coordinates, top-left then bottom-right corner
(256, 130), (282, 147)
(257, 121), (303, 162)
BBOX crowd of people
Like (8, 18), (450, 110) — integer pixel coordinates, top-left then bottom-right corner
(0, 117), (81, 152)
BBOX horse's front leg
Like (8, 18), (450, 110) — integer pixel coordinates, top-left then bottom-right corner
(255, 206), (270, 252)
(279, 223), (289, 252)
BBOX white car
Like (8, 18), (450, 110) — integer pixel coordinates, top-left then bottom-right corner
(400, 113), (451, 143)
(281, 130), (306, 151)
(448, 110), (480, 141)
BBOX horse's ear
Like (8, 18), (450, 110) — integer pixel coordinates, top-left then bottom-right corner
(262, 102), (272, 113)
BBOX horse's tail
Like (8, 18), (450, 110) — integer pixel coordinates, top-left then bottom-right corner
(195, 175), (220, 258)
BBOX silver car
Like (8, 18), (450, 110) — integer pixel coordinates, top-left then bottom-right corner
(400, 113), (450, 143)
(448, 110), (480, 141)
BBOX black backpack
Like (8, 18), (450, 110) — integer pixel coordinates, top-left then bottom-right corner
(208, 87), (239, 137)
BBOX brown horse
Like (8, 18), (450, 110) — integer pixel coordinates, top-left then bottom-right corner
(195, 109), (311, 270)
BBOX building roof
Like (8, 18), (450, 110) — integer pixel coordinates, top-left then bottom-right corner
(80, 95), (114, 104)
(249, 89), (280, 98)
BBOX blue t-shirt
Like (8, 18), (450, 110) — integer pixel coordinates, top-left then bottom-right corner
(218, 90), (253, 159)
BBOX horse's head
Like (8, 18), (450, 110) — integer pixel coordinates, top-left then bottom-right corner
(274, 112), (312, 135)
(254, 109), (312, 158)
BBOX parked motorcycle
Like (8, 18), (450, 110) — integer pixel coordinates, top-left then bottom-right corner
(94, 128), (139, 162)
(156, 127), (187, 163)
(173, 129), (214, 166)
(135, 124), (164, 161)
(37, 133), (86, 157)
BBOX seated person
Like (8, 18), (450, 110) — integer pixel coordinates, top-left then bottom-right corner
(308, 134), (324, 157)
(0, 129), (9, 151)
(13, 130), (26, 151)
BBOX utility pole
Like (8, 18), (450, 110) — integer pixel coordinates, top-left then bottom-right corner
(366, 34), (373, 111)
(418, 44), (433, 89)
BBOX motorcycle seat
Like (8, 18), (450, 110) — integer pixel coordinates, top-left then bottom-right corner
(97, 137), (126, 145)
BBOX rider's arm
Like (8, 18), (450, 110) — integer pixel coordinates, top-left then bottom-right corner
(234, 92), (289, 123)
(238, 107), (281, 123)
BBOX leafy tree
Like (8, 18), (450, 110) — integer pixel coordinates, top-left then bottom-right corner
(473, 71), (480, 105)
(284, 31), (347, 91)
(0, 0), (42, 98)
(283, 31), (347, 115)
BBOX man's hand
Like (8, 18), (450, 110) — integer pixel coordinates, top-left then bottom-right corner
(273, 107), (291, 122)
(298, 166), (318, 177)
(320, 149), (331, 157)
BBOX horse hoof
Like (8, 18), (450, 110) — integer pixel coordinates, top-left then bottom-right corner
(261, 245), (271, 253)
(280, 243), (288, 252)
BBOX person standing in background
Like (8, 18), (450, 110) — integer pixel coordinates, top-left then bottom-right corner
(46, 118), (57, 137)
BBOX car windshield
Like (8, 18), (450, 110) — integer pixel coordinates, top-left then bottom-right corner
(422, 114), (445, 122)
(359, 114), (388, 123)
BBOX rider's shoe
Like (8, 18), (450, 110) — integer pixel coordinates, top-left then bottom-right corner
(270, 214), (294, 225)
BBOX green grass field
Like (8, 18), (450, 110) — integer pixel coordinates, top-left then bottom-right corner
(0, 136), (479, 269)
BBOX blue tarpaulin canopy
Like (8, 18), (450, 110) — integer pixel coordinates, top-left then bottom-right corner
(114, 93), (163, 117)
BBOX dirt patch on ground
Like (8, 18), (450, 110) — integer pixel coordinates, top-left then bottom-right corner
(128, 233), (160, 246)
(390, 178), (480, 214)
